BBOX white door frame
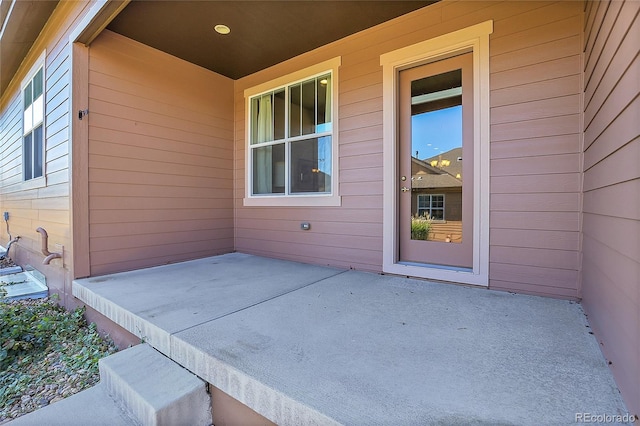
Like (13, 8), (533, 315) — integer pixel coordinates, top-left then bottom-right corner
(380, 21), (493, 287)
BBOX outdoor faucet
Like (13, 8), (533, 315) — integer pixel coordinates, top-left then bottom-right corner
(3, 236), (20, 258)
(36, 227), (62, 265)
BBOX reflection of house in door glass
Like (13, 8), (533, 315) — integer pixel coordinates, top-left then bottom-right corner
(410, 150), (463, 243)
(411, 72), (463, 243)
(411, 147), (463, 220)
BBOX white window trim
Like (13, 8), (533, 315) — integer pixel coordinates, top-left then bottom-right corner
(243, 57), (342, 207)
(20, 50), (47, 185)
(380, 21), (492, 287)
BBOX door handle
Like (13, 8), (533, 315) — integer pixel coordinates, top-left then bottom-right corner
(401, 187), (410, 192)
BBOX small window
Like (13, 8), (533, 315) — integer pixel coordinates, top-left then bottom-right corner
(249, 73), (333, 197)
(417, 194), (445, 220)
(23, 66), (45, 181)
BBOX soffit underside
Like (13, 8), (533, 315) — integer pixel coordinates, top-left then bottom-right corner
(0, 0), (59, 96)
(106, 0), (436, 80)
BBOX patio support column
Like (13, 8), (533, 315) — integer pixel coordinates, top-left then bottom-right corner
(70, 42), (91, 279)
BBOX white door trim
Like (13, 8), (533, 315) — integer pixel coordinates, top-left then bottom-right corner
(380, 21), (493, 286)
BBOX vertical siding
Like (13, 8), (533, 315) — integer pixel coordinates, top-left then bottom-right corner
(87, 31), (234, 275)
(0, 1), (93, 307)
(234, 1), (585, 298)
(581, 0), (639, 415)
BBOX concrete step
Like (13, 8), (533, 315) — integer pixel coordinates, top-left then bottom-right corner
(5, 344), (211, 426)
(4, 384), (137, 426)
(99, 343), (211, 426)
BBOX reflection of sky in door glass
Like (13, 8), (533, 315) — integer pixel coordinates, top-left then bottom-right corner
(411, 105), (462, 160)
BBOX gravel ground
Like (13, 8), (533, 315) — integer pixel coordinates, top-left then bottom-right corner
(0, 257), (16, 269)
(0, 297), (118, 424)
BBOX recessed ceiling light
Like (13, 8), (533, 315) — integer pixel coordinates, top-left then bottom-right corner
(214, 24), (230, 35)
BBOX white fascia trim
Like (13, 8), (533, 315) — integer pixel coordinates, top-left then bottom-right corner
(68, 0), (109, 42)
(380, 20), (492, 287)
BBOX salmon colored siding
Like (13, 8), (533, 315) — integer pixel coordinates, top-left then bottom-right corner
(488, 1), (584, 298)
(581, 0), (640, 415)
(0, 1), (93, 307)
(234, 1), (584, 298)
(87, 31), (234, 275)
(0, 0), (636, 411)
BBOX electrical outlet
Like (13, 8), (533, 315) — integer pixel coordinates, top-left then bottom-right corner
(3, 212), (8, 221)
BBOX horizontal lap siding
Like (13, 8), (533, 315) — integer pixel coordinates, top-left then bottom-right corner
(0, 1), (92, 306)
(581, 0), (640, 415)
(234, 0), (585, 286)
(88, 31), (234, 275)
(488, 1), (583, 298)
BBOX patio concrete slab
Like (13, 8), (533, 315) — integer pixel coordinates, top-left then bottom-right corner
(74, 253), (629, 425)
(73, 253), (344, 353)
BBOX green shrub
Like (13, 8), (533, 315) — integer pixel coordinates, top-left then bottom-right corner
(0, 299), (77, 370)
(0, 297), (117, 415)
(411, 215), (432, 240)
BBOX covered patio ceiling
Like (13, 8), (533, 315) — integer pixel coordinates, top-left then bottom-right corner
(106, 0), (437, 80)
(0, 0), (436, 95)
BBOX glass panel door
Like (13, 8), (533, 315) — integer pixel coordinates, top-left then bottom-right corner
(398, 53), (473, 269)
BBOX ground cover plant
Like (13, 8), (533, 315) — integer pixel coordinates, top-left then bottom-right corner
(0, 295), (117, 422)
(411, 215), (433, 240)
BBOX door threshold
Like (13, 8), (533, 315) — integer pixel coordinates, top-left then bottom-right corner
(385, 261), (487, 286)
(397, 261), (472, 273)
